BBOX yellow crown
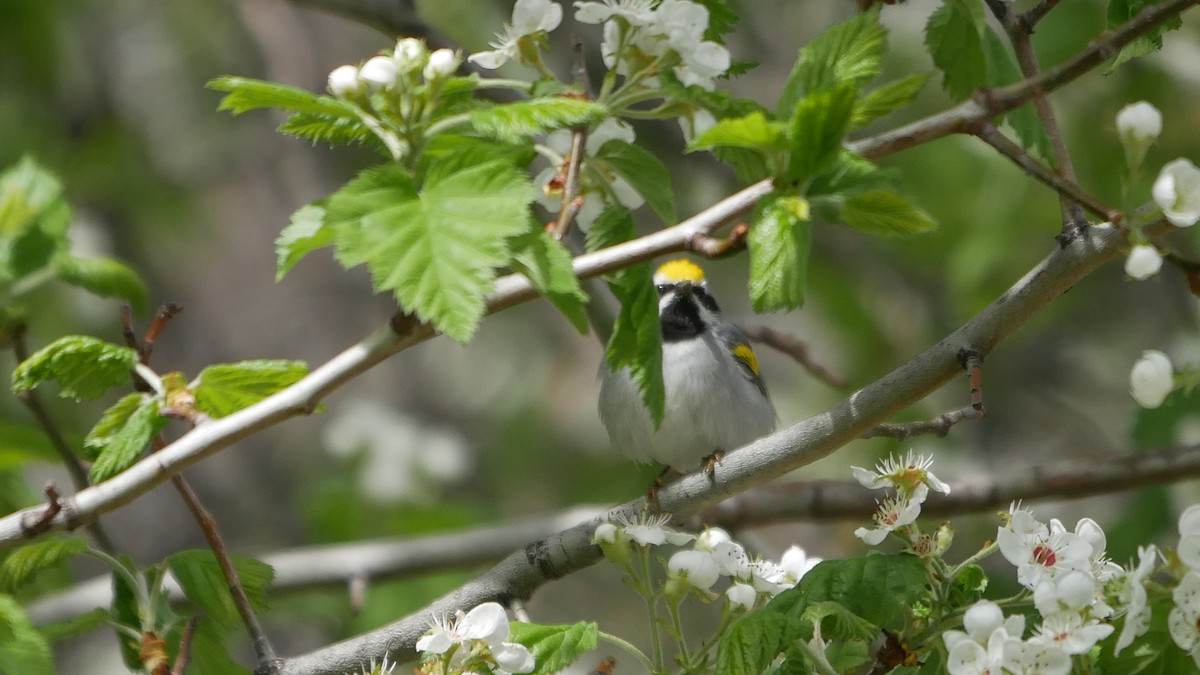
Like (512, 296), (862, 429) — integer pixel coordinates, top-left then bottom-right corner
(654, 258), (705, 284)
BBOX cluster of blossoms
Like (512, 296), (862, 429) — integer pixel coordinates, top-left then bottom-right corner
(414, 602), (535, 675)
(328, 38), (460, 98)
(1169, 505), (1200, 665)
(852, 450), (952, 546)
(593, 512), (821, 611)
(942, 506), (1160, 674)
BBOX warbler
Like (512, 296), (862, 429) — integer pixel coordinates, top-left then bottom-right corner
(598, 259), (777, 475)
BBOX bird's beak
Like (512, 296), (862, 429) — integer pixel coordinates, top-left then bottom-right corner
(675, 281), (694, 295)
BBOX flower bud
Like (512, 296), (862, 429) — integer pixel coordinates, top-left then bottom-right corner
(1153, 158), (1200, 227)
(1130, 350), (1173, 409)
(423, 49), (461, 81)
(1116, 101), (1162, 169)
(358, 55), (399, 90)
(1124, 244), (1163, 280)
(667, 550), (719, 595)
(394, 38), (427, 73)
(327, 65), (361, 98)
(725, 582), (757, 612)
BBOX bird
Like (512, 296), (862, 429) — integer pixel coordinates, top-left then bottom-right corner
(598, 258), (776, 481)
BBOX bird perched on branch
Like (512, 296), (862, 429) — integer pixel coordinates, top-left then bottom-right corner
(599, 259), (776, 482)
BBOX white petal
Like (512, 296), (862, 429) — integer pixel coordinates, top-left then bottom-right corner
(726, 582), (757, 611)
(963, 601), (1004, 642)
(460, 602), (509, 642)
(854, 526), (889, 546)
(1116, 101), (1162, 142)
(467, 49), (510, 69)
(1130, 350), (1174, 408)
(327, 65), (361, 97)
(494, 642), (536, 674)
(1154, 158), (1200, 227)
(1180, 505), (1200, 536)
(1125, 244), (1163, 279)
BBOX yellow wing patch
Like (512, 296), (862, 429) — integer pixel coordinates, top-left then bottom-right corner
(732, 344), (761, 378)
(655, 258), (705, 285)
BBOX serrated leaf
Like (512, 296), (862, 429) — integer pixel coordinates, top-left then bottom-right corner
(53, 254), (149, 313)
(0, 536), (88, 594)
(851, 75), (927, 129)
(330, 161), (536, 342)
(165, 550), (273, 633)
(277, 112), (371, 148)
(510, 230), (589, 334)
(469, 98), (608, 143)
(840, 189), (937, 236)
(193, 360), (308, 418)
(783, 84), (857, 184)
(83, 393), (149, 461)
(777, 10), (887, 116)
(275, 204), (332, 281)
(206, 76), (356, 117)
(749, 195), (812, 313)
(37, 607), (109, 643)
(188, 619), (252, 675)
(924, 0), (987, 101)
(807, 151), (893, 199)
(1106, 0), (1183, 72)
(594, 140), (677, 224)
(419, 134), (536, 184)
(688, 111), (784, 155)
(800, 601), (878, 641)
(776, 554), (929, 629)
(0, 594), (54, 675)
(717, 611), (789, 675)
(509, 621), (599, 674)
(89, 398), (164, 484)
(692, 0), (739, 40)
(588, 207), (665, 426)
(979, 27), (1055, 165)
(11, 336), (139, 400)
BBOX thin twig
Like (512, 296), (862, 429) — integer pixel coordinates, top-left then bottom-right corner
(863, 407), (984, 440)
(971, 122), (1119, 222)
(737, 324), (848, 388)
(548, 38), (593, 242)
(19, 483), (64, 536)
(687, 222), (750, 258)
(172, 615), (199, 675)
(1021, 0), (1065, 28)
(142, 303), (183, 365)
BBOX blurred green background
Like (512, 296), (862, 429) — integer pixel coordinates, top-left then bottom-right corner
(3, 0), (1200, 670)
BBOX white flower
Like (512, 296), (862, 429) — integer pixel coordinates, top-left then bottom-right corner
(1153, 158), (1200, 227)
(997, 510), (1093, 588)
(1032, 569), (1099, 617)
(1030, 613), (1113, 655)
(493, 642), (536, 674)
(358, 56), (399, 89)
(1129, 349), (1174, 409)
(777, 545), (821, 586)
(394, 38), (426, 73)
(851, 450), (951, 499)
(1180, 505), (1200, 569)
(726, 581), (757, 611)
(943, 600), (1025, 653)
(1114, 545), (1159, 655)
(592, 522), (618, 544)
(653, 0), (707, 53)
(424, 49), (461, 81)
(468, 0), (563, 69)
(415, 603), (534, 675)
(674, 40), (731, 89)
(854, 486), (926, 546)
(574, 0), (655, 25)
(1170, 571), (1200, 666)
(1116, 101), (1162, 169)
(1002, 639), (1071, 675)
(668, 550), (720, 590)
(327, 65), (361, 97)
(1125, 244), (1163, 280)
(613, 512), (694, 547)
(945, 623), (1012, 675)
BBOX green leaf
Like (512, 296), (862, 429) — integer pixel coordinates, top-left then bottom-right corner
(717, 611), (789, 675)
(783, 84), (857, 184)
(0, 536), (88, 594)
(83, 393), (149, 461)
(0, 421), (60, 470)
(587, 207), (665, 426)
(89, 397), (164, 484)
(468, 98), (609, 143)
(165, 550), (274, 632)
(0, 594), (54, 675)
(53, 254), (150, 314)
(37, 607), (109, 643)
(840, 189), (937, 236)
(851, 75), (928, 129)
(275, 204), (332, 281)
(594, 140), (677, 224)
(924, 0), (987, 100)
(776, 554), (929, 629)
(8, 227), (60, 279)
(187, 619), (252, 675)
(510, 230), (589, 334)
(193, 360), (309, 418)
(206, 76), (356, 117)
(0, 156), (66, 237)
(277, 112), (371, 147)
(688, 111), (785, 155)
(807, 151), (893, 199)
(421, 134), (536, 174)
(777, 9), (887, 116)
(948, 563), (988, 608)
(748, 195), (812, 312)
(330, 161), (536, 342)
(108, 556), (144, 670)
(11, 336), (139, 400)
(1106, 0), (1183, 72)
(692, 0), (739, 40)
(979, 27), (1055, 164)
(800, 601), (878, 641)
(509, 621), (599, 675)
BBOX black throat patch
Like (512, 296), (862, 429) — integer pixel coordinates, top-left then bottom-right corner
(661, 294), (705, 341)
